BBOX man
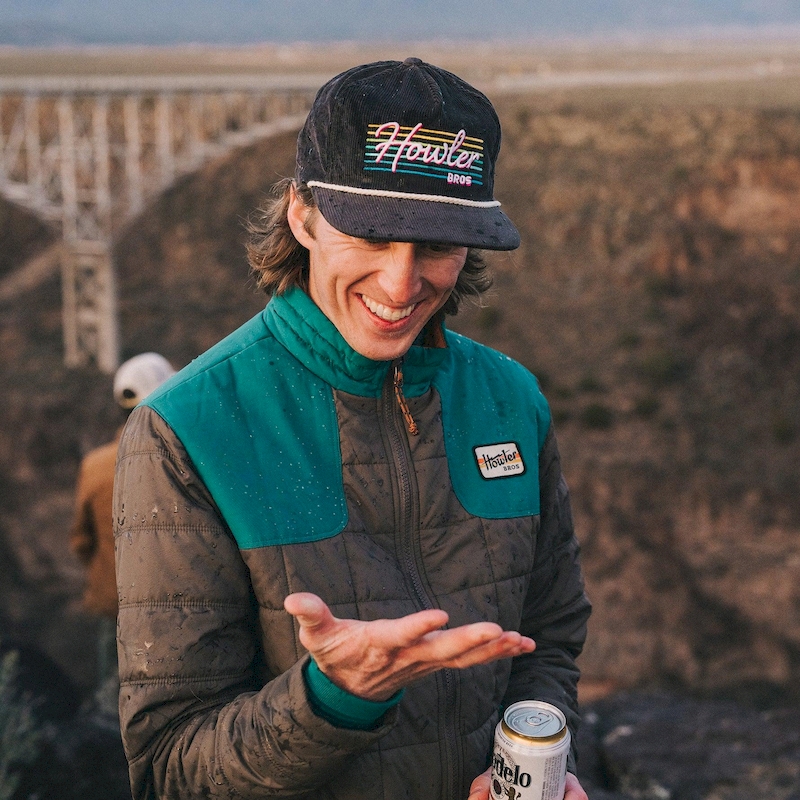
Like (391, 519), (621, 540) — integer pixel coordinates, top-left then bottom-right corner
(69, 352), (175, 705)
(114, 58), (591, 800)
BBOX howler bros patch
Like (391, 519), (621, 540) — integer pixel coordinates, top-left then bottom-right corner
(365, 122), (485, 186)
(474, 442), (525, 479)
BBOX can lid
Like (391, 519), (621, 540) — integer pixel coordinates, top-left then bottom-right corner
(501, 701), (567, 745)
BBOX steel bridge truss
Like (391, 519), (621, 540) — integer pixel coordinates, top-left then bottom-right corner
(0, 75), (319, 372)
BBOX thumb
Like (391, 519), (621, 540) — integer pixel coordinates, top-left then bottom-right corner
(284, 592), (334, 633)
(467, 766), (492, 799)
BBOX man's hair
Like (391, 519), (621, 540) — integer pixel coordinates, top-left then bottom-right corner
(246, 178), (492, 315)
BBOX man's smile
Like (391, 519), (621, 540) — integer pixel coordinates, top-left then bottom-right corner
(360, 294), (418, 323)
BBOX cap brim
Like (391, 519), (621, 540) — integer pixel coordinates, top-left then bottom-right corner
(311, 187), (520, 251)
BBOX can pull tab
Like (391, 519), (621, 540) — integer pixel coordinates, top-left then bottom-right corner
(525, 712), (551, 729)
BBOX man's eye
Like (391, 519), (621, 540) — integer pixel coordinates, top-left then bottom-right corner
(421, 243), (458, 255)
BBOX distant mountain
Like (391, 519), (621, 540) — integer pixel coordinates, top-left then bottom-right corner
(0, 0), (799, 46)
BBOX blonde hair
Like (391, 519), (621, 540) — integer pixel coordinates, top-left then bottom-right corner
(246, 179), (492, 315)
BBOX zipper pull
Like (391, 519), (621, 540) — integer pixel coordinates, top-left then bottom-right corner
(393, 361), (419, 436)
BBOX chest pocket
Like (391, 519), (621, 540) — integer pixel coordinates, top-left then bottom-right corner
(434, 333), (550, 520)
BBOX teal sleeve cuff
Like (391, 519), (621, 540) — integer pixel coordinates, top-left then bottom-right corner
(303, 657), (404, 730)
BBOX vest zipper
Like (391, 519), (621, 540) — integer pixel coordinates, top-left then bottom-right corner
(381, 367), (427, 614)
(393, 360), (419, 436)
(380, 367), (461, 800)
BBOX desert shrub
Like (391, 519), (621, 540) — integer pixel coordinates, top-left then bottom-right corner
(581, 403), (614, 429)
(551, 384), (574, 400)
(772, 416), (796, 444)
(635, 395), (661, 418)
(644, 274), (684, 299)
(577, 374), (605, 393)
(671, 164), (691, 184)
(515, 107), (531, 129)
(534, 370), (551, 391)
(617, 330), (642, 348)
(552, 407), (571, 425)
(0, 647), (44, 800)
(476, 305), (502, 331)
(638, 350), (688, 386)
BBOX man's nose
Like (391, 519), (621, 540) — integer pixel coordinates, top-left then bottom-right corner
(378, 243), (423, 302)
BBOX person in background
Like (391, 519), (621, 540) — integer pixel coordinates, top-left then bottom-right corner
(114, 59), (591, 799)
(70, 352), (175, 710)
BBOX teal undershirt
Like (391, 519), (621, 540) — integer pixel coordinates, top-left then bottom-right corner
(304, 658), (404, 730)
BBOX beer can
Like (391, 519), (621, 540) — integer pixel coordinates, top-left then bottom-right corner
(490, 700), (570, 800)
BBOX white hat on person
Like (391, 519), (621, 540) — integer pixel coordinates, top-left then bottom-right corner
(113, 352), (176, 409)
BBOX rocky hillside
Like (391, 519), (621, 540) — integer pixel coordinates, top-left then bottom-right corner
(481, 98), (800, 699)
(1, 95), (799, 713)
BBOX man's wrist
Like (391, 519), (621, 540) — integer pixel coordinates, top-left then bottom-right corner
(303, 657), (404, 730)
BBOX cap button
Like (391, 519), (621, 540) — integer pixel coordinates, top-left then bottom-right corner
(403, 57), (423, 66)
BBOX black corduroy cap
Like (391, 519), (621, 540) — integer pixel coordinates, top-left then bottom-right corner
(296, 57), (520, 251)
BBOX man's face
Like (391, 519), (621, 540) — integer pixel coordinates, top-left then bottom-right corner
(287, 192), (468, 362)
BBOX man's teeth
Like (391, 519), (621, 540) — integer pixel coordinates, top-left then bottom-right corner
(361, 295), (416, 322)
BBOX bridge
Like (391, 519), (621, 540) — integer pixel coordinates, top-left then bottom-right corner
(0, 74), (322, 372)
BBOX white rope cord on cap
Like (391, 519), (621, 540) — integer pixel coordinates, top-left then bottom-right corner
(307, 181), (502, 208)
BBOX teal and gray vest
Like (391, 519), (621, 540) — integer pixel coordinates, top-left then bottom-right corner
(144, 287), (551, 550)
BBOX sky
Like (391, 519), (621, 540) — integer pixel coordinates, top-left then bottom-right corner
(1, 0), (799, 46)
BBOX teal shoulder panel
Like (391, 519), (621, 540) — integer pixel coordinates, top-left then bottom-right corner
(434, 332), (551, 519)
(144, 311), (347, 549)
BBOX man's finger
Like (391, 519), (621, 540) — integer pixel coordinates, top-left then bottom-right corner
(411, 620), (511, 663)
(381, 608), (450, 647)
(564, 772), (588, 800)
(284, 592), (335, 633)
(444, 633), (536, 669)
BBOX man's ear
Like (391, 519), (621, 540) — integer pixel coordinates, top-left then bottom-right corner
(287, 187), (315, 249)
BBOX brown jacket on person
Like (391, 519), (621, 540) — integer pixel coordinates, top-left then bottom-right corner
(70, 430), (122, 618)
(113, 293), (591, 800)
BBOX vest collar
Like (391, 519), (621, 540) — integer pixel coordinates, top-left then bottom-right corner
(264, 287), (448, 398)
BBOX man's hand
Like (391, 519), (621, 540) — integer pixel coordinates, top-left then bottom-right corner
(467, 769), (587, 800)
(284, 592), (535, 701)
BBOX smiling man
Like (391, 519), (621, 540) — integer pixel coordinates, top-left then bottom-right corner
(289, 207), (467, 361)
(114, 58), (591, 800)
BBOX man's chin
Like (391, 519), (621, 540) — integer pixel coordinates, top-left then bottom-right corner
(345, 327), (421, 362)
(351, 340), (415, 362)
